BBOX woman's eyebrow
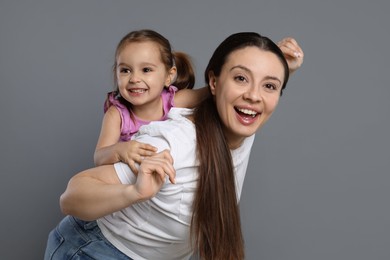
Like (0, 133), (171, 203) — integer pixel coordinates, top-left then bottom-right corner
(263, 75), (282, 84)
(230, 65), (250, 73)
(231, 65), (282, 84)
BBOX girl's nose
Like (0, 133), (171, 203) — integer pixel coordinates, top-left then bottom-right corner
(129, 73), (141, 83)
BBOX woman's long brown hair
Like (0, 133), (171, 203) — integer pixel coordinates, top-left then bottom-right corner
(193, 96), (244, 259)
(191, 32), (289, 259)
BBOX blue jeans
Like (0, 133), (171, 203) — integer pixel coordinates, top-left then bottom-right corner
(44, 215), (132, 260)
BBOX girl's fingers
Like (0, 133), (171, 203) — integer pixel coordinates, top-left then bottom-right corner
(279, 45), (297, 58)
(139, 149), (156, 157)
(278, 38), (303, 58)
(139, 143), (158, 152)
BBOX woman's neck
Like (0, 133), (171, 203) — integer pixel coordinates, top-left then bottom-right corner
(224, 130), (245, 150)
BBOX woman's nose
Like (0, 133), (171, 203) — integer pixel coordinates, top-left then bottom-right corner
(243, 86), (262, 102)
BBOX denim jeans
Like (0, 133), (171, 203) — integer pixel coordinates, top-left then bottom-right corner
(44, 215), (132, 260)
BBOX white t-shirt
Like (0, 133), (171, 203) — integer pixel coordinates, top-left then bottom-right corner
(97, 108), (255, 260)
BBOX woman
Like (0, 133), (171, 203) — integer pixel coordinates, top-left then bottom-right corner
(45, 32), (303, 260)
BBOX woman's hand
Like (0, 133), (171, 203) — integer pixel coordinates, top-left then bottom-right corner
(134, 150), (176, 201)
(278, 37), (304, 74)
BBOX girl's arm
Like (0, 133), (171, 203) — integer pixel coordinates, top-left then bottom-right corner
(61, 150), (176, 221)
(277, 37), (304, 74)
(94, 106), (122, 165)
(94, 106), (157, 172)
(173, 86), (210, 108)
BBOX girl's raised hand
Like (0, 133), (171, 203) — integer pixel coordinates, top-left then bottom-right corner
(278, 37), (304, 74)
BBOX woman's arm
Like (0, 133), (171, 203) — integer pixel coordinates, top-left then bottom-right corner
(60, 164), (137, 221)
(94, 106), (157, 172)
(60, 150), (176, 221)
(174, 86), (210, 108)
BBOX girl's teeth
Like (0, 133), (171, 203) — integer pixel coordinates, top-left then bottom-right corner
(130, 89), (145, 93)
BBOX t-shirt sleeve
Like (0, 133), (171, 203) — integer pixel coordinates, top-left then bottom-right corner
(162, 85), (178, 109)
(114, 162), (136, 185)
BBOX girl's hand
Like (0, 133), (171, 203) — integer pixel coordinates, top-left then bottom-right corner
(278, 37), (304, 74)
(134, 150), (176, 201)
(118, 140), (158, 174)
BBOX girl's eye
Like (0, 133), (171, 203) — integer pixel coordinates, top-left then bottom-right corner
(120, 68), (130, 73)
(143, 67), (152, 73)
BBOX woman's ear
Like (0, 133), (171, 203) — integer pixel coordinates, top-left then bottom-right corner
(166, 66), (177, 86)
(208, 71), (217, 95)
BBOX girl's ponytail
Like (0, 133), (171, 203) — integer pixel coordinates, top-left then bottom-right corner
(172, 51), (195, 90)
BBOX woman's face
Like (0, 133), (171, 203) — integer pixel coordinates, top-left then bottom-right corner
(209, 46), (285, 149)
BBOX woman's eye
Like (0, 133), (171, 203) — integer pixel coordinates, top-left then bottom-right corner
(265, 83), (277, 90)
(234, 75), (247, 82)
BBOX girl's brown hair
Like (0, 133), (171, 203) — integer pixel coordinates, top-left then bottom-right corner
(192, 32), (289, 259)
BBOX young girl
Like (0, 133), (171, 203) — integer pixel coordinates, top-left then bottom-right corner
(94, 29), (209, 172)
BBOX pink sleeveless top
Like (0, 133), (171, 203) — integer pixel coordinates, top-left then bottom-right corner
(104, 85), (178, 141)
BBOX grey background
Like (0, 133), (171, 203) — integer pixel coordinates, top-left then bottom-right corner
(1, 0), (389, 259)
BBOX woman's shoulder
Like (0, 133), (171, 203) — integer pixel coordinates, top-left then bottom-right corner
(167, 107), (193, 118)
(135, 108), (195, 144)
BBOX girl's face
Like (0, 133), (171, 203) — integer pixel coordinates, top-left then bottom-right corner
(209, 46), (285, 149)
(116, 41), (176, 117)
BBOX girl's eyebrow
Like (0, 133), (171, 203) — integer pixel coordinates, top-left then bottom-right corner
(230, 65), (282, 84)
(139, 62), (158, 68)
(117, 62), (130, 67)
(117, 62), (157, 67)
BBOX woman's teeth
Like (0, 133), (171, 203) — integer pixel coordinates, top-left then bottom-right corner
(237, 108), (257, 117)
